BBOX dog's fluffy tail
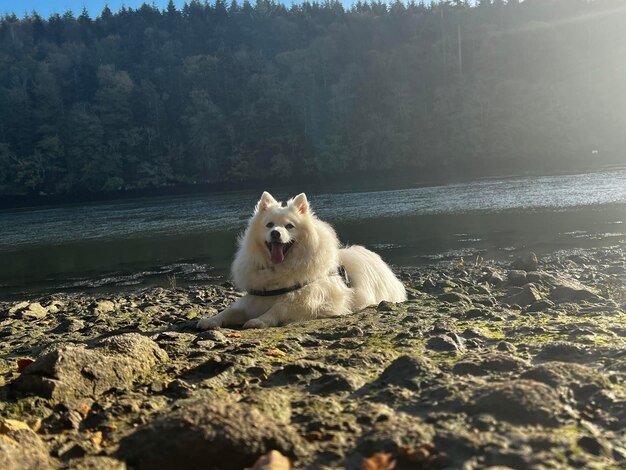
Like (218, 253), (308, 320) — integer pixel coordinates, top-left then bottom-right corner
(339, 245), (407, 311)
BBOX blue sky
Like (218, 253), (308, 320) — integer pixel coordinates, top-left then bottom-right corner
(0, 1), (187, 18)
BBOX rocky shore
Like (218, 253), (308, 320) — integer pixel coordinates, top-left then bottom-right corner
(1, 247), (626, 469)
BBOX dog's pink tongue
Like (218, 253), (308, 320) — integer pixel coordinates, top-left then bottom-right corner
(270, 243), (285, 264)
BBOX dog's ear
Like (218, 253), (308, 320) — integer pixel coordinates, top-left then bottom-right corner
(291, 193), (309, 214)
(255, 191), (278, 213)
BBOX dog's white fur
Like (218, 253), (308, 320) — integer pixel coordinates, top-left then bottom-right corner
(197, 191), (406, 329)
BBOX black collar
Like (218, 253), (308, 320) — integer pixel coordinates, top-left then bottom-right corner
(248, 266), (351, 297)
(248, 282), (308, 297)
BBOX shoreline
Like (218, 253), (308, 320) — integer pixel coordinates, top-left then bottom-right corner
(2, 164), (625, 212)
(0, 247), (625, 468)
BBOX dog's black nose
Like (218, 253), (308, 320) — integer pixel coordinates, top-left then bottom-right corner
(270, 230), (281, 241)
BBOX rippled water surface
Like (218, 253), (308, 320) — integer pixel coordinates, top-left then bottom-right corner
(2, 169), (626, 298)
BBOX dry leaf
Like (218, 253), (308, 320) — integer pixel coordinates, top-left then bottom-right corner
(267, 348), (287, 357)
(361, 452), (396, 470)
(227, 332), (242, 338)
(16, 358), (34, 372)
(247, 450), (291, 470)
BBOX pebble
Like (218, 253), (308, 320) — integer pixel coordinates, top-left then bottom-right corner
(1, 250), (625, 469)
(117, 400), (307, 470)
(472, 380), (566, 426)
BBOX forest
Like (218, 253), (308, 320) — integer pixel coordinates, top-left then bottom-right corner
(0, 0), (625, 199)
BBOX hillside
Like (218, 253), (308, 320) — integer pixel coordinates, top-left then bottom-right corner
(1, 0), (625, 198)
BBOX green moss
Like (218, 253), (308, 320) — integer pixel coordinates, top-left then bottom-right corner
(366, 335), (396, 351)
(1, 396), (50, 420)
(456, 320), (505, 340)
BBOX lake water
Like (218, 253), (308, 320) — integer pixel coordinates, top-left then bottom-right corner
(2, 169), (626, 299)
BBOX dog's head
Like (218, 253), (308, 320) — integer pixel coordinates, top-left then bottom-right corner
(250, 191), (312, 265)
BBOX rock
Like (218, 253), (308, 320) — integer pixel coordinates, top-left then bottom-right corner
(194, 339), (215, 349)
(8, 301), (30, 315)
(0, 418), (51, 469)
(98, 333), (169, 361)
(431, 320), (457, 335)
(163, 379), (195, 398)
(308, 372), (363, 395)
(357, 412), (432, 455)
(0, 358), (9, 375)
(94, 300), (116, 314)
(471, 380), (565, 426)
(437, 279), (459, 290)
(50, 319), (85, 334)
(116, 399), (308, 470)
(452, 353), (529, 376)
(473, 296), (496, 307)
(60, 409), (84, 430)
(345, 326), (365, 337)
(577, 436), (610, 456)
(525, 299), (555, 313)
(511, 252), (539, 272)
(10, 302), (48, 320)
(0, 419), (34, 434)
(13, 333), (168, 400)
(281, 360), (331, 377)
(461, 327), (487, 339)
(465, 338), (485, 349)
(464, 308), (487, 319)
(66, 456), (126, 470)
(45, 302), (62, 314)
(241, 390), (292, 424)
(248, 451), (291, 470)
(57, 441), (87, 460)
(550, 279), (601, 302)
(421, 278), (437, 291)
(196, 329), (227, 343)
(469, 284), (491, 296)
(438, 292), (472, 304)
(536, 343), (589, 362)
(5, 255), (626, 469)
(377, 355), (437, 389)
(503, 284), (542, 306)
(377, 301), (396, 312)
(496, 341), (517, 353)
(154, 332), (196, 357)
(426, 334), (465, 353)
(488, 273), (505, 285)
(266, 360), (331, 386)
(526, 271), (547, 284)
(23, 303), (49, 319)
(506, 270), (528, 287)
(520, 362), (609, 400)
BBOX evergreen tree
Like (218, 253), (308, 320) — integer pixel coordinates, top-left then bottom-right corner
(0, 0), (624, 198)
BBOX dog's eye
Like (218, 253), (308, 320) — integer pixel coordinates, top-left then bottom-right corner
(285, 223), (294, 230)
(266, 222), (274, 228)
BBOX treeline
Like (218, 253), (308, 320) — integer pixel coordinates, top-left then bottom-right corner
(1, 0), (625, 198)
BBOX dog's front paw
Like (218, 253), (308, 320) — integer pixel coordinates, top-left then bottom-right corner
(243, 318), (268, 329)
(197, 317), (222, 330)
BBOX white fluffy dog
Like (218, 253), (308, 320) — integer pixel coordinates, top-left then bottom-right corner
(197, 191), (406, 329)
